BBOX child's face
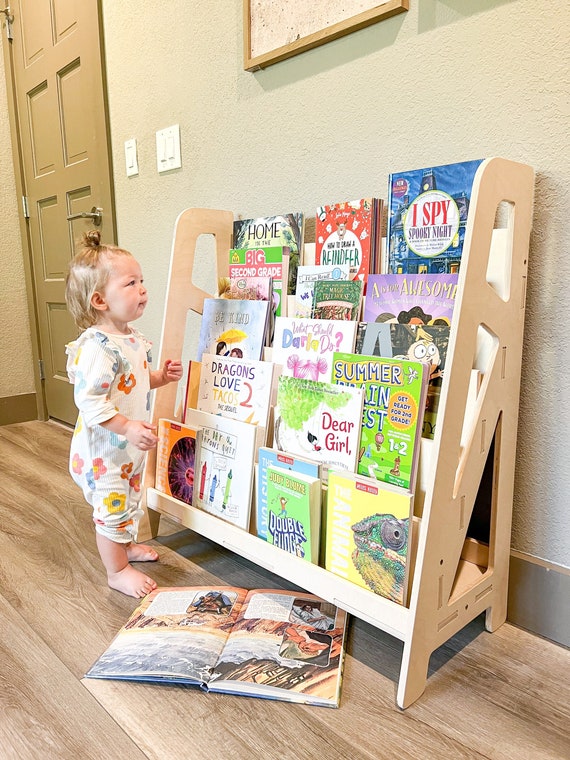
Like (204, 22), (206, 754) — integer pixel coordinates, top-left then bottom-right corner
(94, 255), (147, 330)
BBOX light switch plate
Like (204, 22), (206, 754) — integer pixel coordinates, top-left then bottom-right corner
(124, 138), (138, 177)
(156, 124), (182, 173)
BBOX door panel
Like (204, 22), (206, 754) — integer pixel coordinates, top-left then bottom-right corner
(9, 0), (115, 424)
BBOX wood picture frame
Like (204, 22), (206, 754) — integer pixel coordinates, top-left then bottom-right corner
(244, 0), (409, 71)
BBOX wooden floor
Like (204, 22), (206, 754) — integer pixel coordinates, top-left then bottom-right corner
(0, 421), (568, 760)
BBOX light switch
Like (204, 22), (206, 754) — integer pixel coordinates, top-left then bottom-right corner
(124, 138), (139, 177)
(156, 124), (182, 173)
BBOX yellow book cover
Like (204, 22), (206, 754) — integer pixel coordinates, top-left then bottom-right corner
(325, 470), (413, 605)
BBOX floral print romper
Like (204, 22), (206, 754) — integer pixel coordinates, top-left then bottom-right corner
(66, 327), (152, 542)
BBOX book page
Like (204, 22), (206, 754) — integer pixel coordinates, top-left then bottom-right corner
(207, 590), (347, 705)
(85, 587), (247, 684)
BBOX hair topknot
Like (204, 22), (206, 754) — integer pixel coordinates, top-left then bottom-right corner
(83, 230), (101, 248)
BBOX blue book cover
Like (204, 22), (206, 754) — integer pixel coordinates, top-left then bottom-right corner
(257, 447), (321, 541)
(387, 159), (483, 274)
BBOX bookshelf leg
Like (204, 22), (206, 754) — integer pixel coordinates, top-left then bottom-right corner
(485, 592), (508, 633)
(396, 637), (431, 709)
(134, 505), (161, 542)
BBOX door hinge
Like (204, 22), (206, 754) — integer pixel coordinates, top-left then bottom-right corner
(22, 195), (29, 218)
(38, 359), (45, 380)
(1, 7), (14, 41)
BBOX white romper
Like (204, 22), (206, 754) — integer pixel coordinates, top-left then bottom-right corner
(66, 327), (152, 542)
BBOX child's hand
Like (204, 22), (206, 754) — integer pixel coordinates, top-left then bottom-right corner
(161, 359), (183, 384)
(125, 420), (158, 451)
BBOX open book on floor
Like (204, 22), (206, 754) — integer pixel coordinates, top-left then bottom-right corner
(84, 586), (348, 708)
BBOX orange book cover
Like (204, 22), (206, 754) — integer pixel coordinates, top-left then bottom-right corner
(315, 198), (381, 283)
(155, 419), (201, 505)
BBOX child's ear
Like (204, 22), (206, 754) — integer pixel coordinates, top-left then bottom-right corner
(91, 291), (108, 311)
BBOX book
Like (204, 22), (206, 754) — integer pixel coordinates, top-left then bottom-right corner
(218, 274), (274, 343)
(196, 297), (270, 362)
(195, 353), (276, 434)
(315, 198), (382, 282)
(354, 322), (450, 439)
(273, 376), (365, 472)
(387, 159), (483, 274)
(256, 447), (322, 541)
(293, 263), (350, 319)
(185, 409), (257, 530)
(364, 273), (459, 326)
(266, 466), (321, 563)
(330, 352), (428, 491)
(311, 279), (364, 321)
(271, 316), (357, 383)
(155, 419), (202, 506)
(228, 245), (289, 317)
(85, 586), (348, 707)
(218, 275), (273, 303)
(325, 470), (414, 605)
(233, 213), (304, 295)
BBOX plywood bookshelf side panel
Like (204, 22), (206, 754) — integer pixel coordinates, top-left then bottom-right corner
(396, 158), (534, 709)
(138, 208), (234, 540)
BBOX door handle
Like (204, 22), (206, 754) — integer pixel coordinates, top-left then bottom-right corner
(66, 206), (103, 226)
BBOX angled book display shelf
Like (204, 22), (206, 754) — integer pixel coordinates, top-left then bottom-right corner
(139, 158), (535, 708)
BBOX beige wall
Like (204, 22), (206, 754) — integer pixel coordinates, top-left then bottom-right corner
(0, 50), (34, 397)
(1, 1), (568, 572)
(100, 0), (569, 568)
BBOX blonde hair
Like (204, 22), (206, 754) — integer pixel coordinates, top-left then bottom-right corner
(65, 230), (134, 329)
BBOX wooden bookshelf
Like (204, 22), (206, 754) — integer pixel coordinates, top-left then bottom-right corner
(139, 158), (535, 708)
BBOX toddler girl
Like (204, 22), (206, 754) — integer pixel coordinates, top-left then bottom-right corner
(65, 231), (183, 598)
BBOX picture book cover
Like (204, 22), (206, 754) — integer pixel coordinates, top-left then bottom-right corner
(155, 419), (201, 506)
(196, 297), (270, 361)
(273, 376), (364, 472)
(293, 264), (350, 319)
(218, 274), (275, 344)
(311, 279), (364, 321)
(233, 213), (304, 294)
(218, 275), (273, 303)
(315, 198), (382, 282)
(330, 353), (428, 491)
(364, 273), (459, 326)
(186, 409), (257, 530)
(354, 322), (450, 440)
(266, 466), (321, 563)
(256, 447), (322, 542)
(272, 316), (357, 383)
(195, 353), (276, 432)
(85, 586), (348, 707)
(228, 246), (289, 317)
(325, 471), (414, 605)
(387, 159), (483, 274)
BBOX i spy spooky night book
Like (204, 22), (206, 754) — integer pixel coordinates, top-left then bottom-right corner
(387, 159), (483, 274)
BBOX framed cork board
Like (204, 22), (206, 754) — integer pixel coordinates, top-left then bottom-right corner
(244, 0), (409, 71)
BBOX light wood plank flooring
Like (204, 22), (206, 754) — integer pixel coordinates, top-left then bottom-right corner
(0, 421), (568, 760)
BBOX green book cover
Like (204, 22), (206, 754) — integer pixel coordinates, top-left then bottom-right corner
(311, 279), (363, 321)
(232, 213), (304, 295)
(266, 465), (321, 563)
(330, 353), (427, 491)
(228, 245), (289, 316)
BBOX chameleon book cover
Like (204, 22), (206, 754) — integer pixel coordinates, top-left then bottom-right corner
(325, 470), (413, 605)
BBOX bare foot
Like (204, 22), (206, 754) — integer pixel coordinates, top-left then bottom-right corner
(107, 564), (157, 598)
(127, 543), (159, 562)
